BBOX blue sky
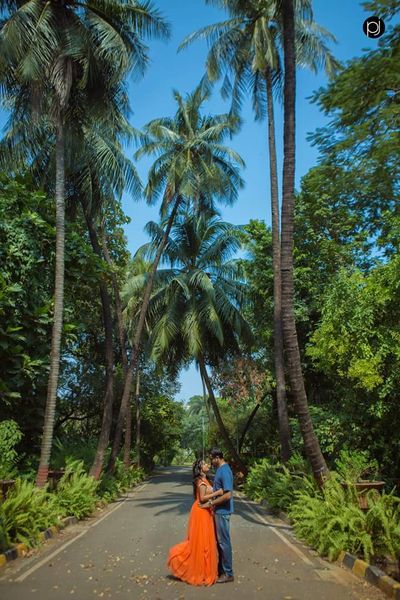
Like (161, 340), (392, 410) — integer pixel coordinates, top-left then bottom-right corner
(0, 1), (388, 402)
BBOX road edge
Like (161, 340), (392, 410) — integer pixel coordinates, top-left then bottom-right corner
(0, 475), (149, 570)
(237, 491), (400, 599)
(337, 551), (400, 599)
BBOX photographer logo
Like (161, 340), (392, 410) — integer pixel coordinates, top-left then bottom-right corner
(363, 16), (385, 38)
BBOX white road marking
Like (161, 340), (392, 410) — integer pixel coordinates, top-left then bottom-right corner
(15, 528), (89, 583)
(14, 478), (153, 583)
(237, 495), (314, 566)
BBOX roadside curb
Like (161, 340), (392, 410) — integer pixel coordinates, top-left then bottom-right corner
(0, 515), (79, 569)
(237, 491), (400, 599)
(337, 551), (400, 599)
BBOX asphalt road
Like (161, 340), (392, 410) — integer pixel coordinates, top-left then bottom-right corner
(0, 466), (385, 600)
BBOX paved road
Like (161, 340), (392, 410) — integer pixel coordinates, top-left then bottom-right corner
(0, 467), (385, 600)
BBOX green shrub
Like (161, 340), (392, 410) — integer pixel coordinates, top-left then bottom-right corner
(0, 420), (23, 479)
(289, 472), (400, 563)
(98, 460), (145, 503)
(51, 437), (99, 471)
(1, 479), (60, 546)
(334, 449), (379, 483)
(365, 492), (400, 560)
(55, 460), (99, 519)
(289, 473), (373, 561)
(244, 454), (313, 513)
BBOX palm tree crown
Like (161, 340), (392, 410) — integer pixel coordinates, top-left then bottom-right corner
(180, 0), (338, 118)
(135, 84), (245, 214)
(123, 211), (253, 370)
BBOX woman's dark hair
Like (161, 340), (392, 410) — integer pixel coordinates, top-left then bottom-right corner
(192, 458), (207, 499)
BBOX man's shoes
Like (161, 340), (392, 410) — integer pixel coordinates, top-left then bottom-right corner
(216, 574), (234, 583)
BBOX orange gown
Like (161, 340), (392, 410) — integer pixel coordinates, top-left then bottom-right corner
(167, 481), (218, 586)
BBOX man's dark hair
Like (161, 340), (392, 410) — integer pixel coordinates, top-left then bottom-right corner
(210, 448), (224, 459)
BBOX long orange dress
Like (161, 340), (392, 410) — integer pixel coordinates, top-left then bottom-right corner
(167, 481), (218, 586)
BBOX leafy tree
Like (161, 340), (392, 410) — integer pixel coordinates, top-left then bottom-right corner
(212, 357), (271, 453)
(309, 14), (400, 256)
(306, 259), (400, 480)
(0, 175), (54, 412)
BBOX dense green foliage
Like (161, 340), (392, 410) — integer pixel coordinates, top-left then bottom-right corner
(0, 420), (23, 479)
(245, 451), (400, 566)
(289, 475), (400, 564)
(1, 479), (60, 547)
(0, 461), (145, 552)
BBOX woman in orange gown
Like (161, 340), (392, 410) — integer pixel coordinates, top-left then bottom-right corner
(167, 459), (223, 586)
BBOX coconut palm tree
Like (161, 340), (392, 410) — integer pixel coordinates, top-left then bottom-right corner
(181, 0), (337, 470)
(280, 0), (328, 480)
(123, 211), (253, 473)
(0, 0), (170, 486)
(107, 85), (245, 472)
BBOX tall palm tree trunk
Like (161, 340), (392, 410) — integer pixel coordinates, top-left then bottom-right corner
(198, 355), (247, 475)
(124, 370), (140, 469)
(107, 196), (181, 473)
(36, 120), (65, 487)
(82, 207), (115, 481)
(281, 0), (327, 483)
(201, 372), (211, 424)
(132, 371), (141, 469)
(238, 399), (261, 454)
(101, 226), (129, 376)
(101, 226), (133, 471)
(265, 67), (292, 463)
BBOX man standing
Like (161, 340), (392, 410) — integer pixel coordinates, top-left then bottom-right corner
(203, 448), (234, 583)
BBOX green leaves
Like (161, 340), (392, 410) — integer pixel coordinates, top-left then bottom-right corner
(289, 472), (400, 564)
(124, 212), (252, 370)
(181, 0), (337, 120)
(1, 478), (60, 547)
(307, 261), (400, 397)
(55, 459), (99, 519)
(0, 420), (23, 479)
(135, 84), (244, 208)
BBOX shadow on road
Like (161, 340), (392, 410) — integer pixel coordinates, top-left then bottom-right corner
(128, 468), (292, 531)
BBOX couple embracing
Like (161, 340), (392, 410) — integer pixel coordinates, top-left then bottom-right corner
(167, 448), (234, 586)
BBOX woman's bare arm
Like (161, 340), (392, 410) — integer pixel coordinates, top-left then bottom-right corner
(197, 483), (223, 502)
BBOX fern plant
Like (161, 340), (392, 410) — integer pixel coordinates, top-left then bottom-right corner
(289, 472), (400, 563)
(98, 460), (144, 503)
(1, 479), (60, 546)
(55, 459), (99, 519)
(244, 456), (314, 513)
(365, 492), (400, 560)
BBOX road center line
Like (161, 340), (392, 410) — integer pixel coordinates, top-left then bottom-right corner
(237, 495), (314, 566)
(14, 478), (153, 583)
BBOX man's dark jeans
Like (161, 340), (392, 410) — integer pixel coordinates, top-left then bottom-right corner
(214, 513), (233, 577)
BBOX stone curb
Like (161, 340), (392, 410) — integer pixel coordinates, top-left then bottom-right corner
(0, 515), (79, 568)
(337, 551), (400, 599)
